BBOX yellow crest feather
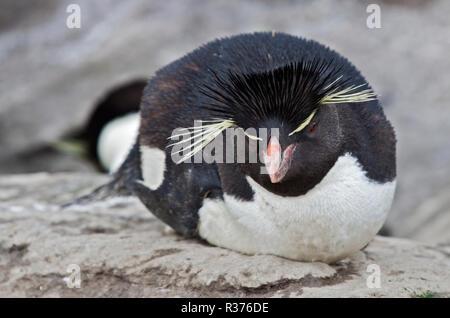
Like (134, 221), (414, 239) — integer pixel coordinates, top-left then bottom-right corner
(319, 83), (377, 104)
(289, 108), (317, 136)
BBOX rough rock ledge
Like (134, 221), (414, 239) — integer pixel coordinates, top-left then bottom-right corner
(0, 173), (449, 297)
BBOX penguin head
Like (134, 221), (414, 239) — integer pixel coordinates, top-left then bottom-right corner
(174, 59), (376, 196)
(238, 102), (344, 196)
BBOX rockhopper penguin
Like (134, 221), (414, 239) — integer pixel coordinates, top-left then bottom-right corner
(102, 32), (397, 263)
(81, 80), (146, 172)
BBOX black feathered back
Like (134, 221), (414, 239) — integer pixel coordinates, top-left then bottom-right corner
(140, 32), (375, 136)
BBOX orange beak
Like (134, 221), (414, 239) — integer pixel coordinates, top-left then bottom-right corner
(264, 136), (296, 183)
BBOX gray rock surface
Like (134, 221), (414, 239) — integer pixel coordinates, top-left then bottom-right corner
(0, 173), (449, 297)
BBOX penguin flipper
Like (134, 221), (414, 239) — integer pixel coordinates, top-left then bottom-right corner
(62, 180), (131, 208)
(130, 151), (223, 237)
(62, 143), (140, 208)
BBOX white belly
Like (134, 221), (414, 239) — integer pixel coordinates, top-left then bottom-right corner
(198, 153), (396, 263)
(97, 112), (140, 173)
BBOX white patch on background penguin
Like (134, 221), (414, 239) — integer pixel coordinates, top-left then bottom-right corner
(140, 146), (166, 190)
(97, 112), (140, 173)
(198, 153), (396, 263)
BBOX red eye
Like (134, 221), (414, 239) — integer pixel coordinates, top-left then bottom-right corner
(308, 124), (316, 133)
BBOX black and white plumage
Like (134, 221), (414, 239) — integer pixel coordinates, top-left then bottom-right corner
(103, 32), (396, 263)
(81, 80), (146, 172)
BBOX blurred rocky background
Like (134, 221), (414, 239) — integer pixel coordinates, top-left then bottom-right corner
(0, 0), (449, 285)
